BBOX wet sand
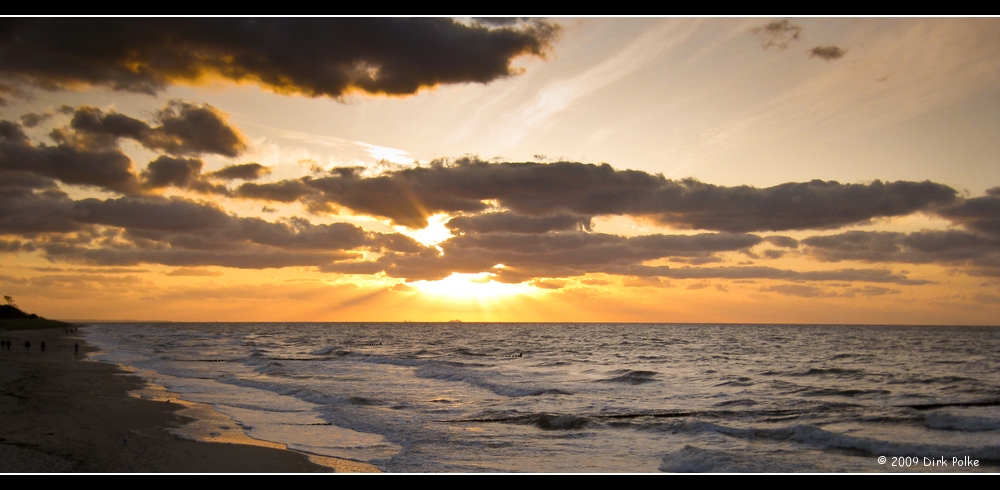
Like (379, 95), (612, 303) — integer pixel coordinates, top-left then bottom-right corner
(0, 326), (380, 473)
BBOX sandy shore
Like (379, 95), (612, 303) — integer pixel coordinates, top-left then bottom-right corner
(0, 326), (380, 473)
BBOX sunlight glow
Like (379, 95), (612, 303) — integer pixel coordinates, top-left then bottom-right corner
(358, 142), (413, 164)
(395, 213), (455, 247)
(411, 273), (538, 300)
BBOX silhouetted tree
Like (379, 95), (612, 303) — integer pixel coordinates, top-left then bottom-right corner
(3, 295), (14, 307)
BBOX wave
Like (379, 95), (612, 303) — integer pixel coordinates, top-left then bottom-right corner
(925, 412), (1000, 432)
(446, 412), (592, 430)
(597, 370), (659, 385)
(762, 367), (868, 378)
(533, 413), (591, 430)
(675, 420), (1000, 462)
(413, 364), (572, 397)
(901, 399), (1000, 411)
(659, 445), (761, 473)
(310, 346), (339, 355)
(713, 399), (758, 408)
(799, 387), (891, 398)
(714, 376), (754, 387)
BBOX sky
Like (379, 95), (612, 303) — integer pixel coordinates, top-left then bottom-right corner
(1, 17), (999, 324)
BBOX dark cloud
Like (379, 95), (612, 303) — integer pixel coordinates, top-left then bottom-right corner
(750, 20), (802, 50)
(235, 217), (377, 252)
(973, 293), (1000, 304)
(763, 250), (787, 259)
(70, 101), (248, 157)
(0, 169), (59, 191)
(611, 264), (931, 285)
(38, 241), (352, 269)
(935, 191), (1000, 238)
(0, 274), (29, 285)
(30, 266), (147, 274)
(73, 196), (232, 233)
(72, 197), (424, 253)
(135, 156), (229, 195)
(165, 268), (223, 277)
(235, 179), (315, 203)
(643, 178), (955, 233)
(0, 120), (28, 142)
(21, 112), (52, 128)
(333, 231), (763, 282)
(150, 102), (248, 157)
(0, 273), (150, 299)
(235, 159), (957, 232)
(0, 238), (31, 253)
(810, 45), (846, 61)
(1, 194), (431, 270)
(0, 186), (83, 234)
(3, 103), (252, 195)
(472, 18), (529, 27)
(0, 181), (962, 286)
(1, 119), (143, 194)
(802, 229), (1000, 277)
(761, 284), (836, 298)
(761, 284), (900, 298)
(803, 230), (1000, 264)
(3, 105), (991, 290)
(19, 105), (73, 127)
(208, 163), (271, 181)
(319, 261), (388, 276)
(622, 276), (671, 288)
(0, 81), (20, 105)
(764, 235), (799, 248)
(446, 212), (592, 234)
(142, 156), (203, 189)
(531, 279), (566, 290)
(0, 18), (558, 98)
(843, 286), (899, 297)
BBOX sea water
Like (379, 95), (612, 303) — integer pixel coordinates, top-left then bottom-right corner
(85, 323), (1000, 472)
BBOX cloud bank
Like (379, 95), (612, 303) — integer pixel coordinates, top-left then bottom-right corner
(228, 158), (958, 232)
(0, 18), (559, 100)
(2, 104), (997, 292)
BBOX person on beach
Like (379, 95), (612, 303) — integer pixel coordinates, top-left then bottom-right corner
(74, 343), (79, 356)
(24, 340), (30, 353)
(40, 341), (46, 353)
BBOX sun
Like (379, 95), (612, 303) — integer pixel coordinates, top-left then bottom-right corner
(394, 213), (455, 247)
(410, 272), (538, 301)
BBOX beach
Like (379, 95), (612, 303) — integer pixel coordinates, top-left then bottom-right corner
(5, 321), (997, 472)
(0, 325), (379, 473)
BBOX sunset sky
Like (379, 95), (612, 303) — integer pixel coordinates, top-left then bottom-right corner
(1, 17), (999, 324)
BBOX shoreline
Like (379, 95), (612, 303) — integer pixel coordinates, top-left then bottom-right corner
(0, 326), (380, 473)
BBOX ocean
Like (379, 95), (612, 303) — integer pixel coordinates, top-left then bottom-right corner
(84, 322), (1000, 473)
